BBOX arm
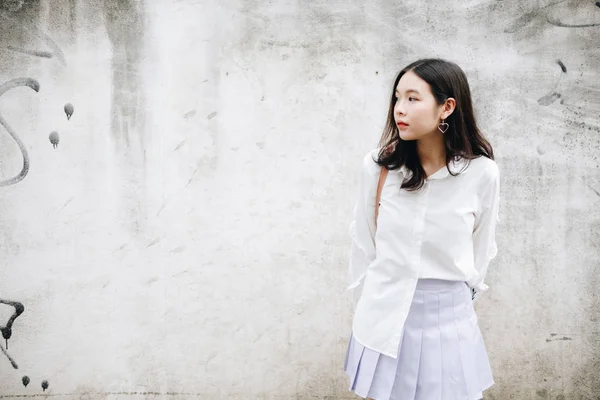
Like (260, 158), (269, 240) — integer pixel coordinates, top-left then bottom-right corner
(468, 162), (500, 301)
(347, 150), (379, 292)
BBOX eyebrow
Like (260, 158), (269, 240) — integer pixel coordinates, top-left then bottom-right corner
(395, 89), (420, 95)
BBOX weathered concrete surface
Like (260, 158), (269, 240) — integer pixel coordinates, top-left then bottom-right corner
(0, 0), (598, 398)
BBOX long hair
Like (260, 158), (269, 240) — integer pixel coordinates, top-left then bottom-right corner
(375, 58), (494, 192)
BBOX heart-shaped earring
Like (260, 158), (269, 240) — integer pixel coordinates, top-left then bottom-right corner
(438, 119), (449, 133)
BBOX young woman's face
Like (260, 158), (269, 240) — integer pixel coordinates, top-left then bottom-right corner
(393, 70), (445, 141)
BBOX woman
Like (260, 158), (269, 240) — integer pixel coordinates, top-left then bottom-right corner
(344, 58), (500, 400)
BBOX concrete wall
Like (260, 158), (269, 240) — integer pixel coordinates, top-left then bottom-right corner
(0, 0), (598, 398)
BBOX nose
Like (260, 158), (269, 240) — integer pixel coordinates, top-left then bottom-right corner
(394, 99), (406, 117)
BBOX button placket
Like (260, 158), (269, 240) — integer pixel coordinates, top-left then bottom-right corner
(411, 183), (430, 265)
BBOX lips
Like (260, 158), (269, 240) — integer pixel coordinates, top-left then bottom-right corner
(397, 122), (409, 127)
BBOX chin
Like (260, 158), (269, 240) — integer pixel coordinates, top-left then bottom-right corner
(398, 132), (416, 141)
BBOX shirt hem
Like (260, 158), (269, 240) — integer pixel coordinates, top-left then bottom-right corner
(351, 325), (399, 359)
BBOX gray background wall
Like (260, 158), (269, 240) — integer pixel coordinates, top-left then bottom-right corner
(0, 0), (598, 399)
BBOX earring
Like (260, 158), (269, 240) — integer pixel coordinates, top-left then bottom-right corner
(438, 119), (449, 133)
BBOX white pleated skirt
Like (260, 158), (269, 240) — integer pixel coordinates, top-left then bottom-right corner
(344, 278), (494, 400)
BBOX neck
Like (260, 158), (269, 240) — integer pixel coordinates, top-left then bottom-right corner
(416, 132), (446, 167)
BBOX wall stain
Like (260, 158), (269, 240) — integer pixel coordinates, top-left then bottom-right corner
(0, 2), (73, 391)
(537, 60), (567, 106)
(546, 16), (600, 28)
(102, 0), (147, 153)
(546, 0), (600, 28)
(0, 77), (40, 187)
(567, 175), (600, 398)
(0, 9), (75, 186)
(504, 10), (538, 34)
(585, 185), (600, 198)
(0, 10), (67, 66)
(505, 1), (600, 33)
(182, 109), (196, 120)
(146, 237), (160, 248)
(545, 335), (572, 342)
(0, 1), (25, 12)
(0, 299), (24, 368)
(6, 45), (52, 58)
(64, 102), (74, 119)
(173, 139), (187, 152)
(49, 130), (59, 148)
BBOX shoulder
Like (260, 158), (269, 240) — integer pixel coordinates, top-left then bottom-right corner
(361, 148), (381, 176)
(466, 157), (500, 203)
(466, 156), (499, 182)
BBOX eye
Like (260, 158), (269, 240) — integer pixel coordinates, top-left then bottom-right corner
(395, 96), (417, 102)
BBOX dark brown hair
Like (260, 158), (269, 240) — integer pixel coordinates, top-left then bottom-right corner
(374, 58), (494, 192)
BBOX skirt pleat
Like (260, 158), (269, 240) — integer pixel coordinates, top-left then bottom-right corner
(344, 279), (494, 400)
(414, 290), (442, 400)
(353, 345), (381, 396)
(390, 289), (424, 399)
(453, 292), (480, 400)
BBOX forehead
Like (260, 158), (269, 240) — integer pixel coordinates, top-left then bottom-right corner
(395, 70), (429, 94)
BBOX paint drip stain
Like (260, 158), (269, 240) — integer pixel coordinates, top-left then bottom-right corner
(557, 60), (567, 73)
(537, 92), (561, 106)
(64, 103), (74, 120)
(173, 139), (186, 151)
(49, 131), (60, 148)
(146, 238), (160, 248)
(170, 246), (185, 254)
(546, 336), (572, 342)
(183, 109), (196, 119)
(6, 46), (53, 59)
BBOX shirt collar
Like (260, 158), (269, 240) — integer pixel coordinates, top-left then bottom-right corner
(398, 157), (470, 180)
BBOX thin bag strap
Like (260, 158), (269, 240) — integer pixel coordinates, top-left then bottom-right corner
(375, 167), (388, 229)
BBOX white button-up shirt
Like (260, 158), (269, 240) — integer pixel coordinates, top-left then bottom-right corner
(347, 148), (500, 358)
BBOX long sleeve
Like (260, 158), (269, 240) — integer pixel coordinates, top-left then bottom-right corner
(347, 149), (380, 292)
(467, 162), (500, 300)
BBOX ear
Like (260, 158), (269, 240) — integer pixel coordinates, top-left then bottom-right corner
(442, 98), (456, 119)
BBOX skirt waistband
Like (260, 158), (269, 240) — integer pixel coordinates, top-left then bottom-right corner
(415, 278), (468, 292)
